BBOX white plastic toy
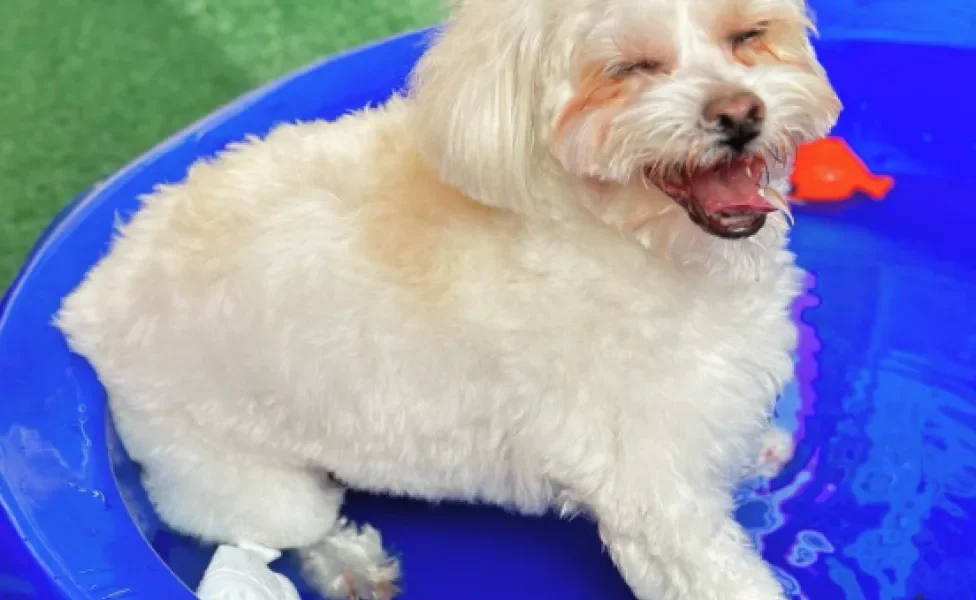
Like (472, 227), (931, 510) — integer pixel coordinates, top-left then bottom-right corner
(196, 541), (301, 600)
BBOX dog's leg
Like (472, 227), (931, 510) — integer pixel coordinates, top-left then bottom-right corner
(141, 448), (399, 599)
(593, 487), (785, 600)
(142, 450), (340, 549)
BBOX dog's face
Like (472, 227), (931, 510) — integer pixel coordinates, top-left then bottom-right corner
(552, 0), (842, 239)
(412, 0), (841, 242)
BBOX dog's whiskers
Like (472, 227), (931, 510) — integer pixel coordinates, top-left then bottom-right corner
(762, 186), (793, 225)
(760, 163), (771, 188)
(685, 140), (707, 176)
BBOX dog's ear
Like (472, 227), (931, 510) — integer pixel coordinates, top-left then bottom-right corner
(409, 0), (542, 212)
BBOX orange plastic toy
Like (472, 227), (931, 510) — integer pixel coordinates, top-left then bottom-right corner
(790, 137), (894, 202)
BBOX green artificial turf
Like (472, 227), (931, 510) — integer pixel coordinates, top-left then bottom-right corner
(0, 0), (443, 289)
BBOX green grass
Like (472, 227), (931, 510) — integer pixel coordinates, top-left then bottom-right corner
(0, 0), (443, 290)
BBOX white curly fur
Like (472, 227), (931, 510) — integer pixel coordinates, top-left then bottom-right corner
(55, 0), (839, 598)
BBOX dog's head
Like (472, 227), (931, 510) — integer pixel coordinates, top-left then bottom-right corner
(411, 0), (840, 248)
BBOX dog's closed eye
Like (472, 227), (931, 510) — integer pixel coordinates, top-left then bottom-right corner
(728, 23), (768, 49)
(606, 59), (663, 77)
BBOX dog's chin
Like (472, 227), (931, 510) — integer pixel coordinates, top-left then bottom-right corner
(643, 153), (776, 240)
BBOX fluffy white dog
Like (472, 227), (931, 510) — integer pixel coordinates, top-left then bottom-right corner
(56, 0), (840, 598)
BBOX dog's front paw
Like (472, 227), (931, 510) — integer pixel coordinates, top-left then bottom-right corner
(753, 427), (794, 479)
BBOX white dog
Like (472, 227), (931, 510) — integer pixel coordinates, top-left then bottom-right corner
(56, 0), (840, 598)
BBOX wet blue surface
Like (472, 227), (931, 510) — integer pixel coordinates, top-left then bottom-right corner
(2, 4), (975, 600)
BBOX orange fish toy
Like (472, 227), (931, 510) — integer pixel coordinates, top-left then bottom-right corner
(790, 137), (894, 203)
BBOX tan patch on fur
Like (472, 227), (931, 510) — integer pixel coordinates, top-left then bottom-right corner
(555, 63), (648, 158)
(733, 31), (810, 69)
(358, 132), (512, 307)
(558, 66), (632, 133)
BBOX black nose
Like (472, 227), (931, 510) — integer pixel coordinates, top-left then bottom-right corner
(719, 114), (763, 152)
(702, 90), (766, 152)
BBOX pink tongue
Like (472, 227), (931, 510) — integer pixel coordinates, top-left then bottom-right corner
(689, 161), (774, 215)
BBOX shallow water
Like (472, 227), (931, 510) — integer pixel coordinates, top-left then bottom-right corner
(764, 188), (976, 599)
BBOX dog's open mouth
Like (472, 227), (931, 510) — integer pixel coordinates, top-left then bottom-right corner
(647, 154), (777, 239)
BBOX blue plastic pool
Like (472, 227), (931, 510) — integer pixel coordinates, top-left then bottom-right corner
(1, 3), (975, 599)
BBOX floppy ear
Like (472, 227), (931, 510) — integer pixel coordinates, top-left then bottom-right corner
(409, 0), (542, 212)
